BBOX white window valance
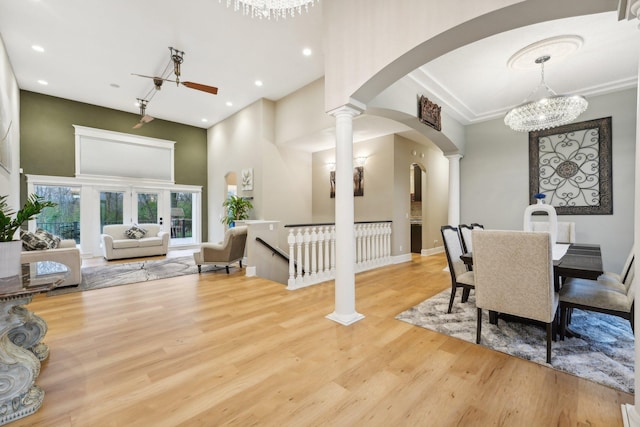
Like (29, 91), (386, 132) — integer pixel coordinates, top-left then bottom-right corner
(73, 125), (175, 182)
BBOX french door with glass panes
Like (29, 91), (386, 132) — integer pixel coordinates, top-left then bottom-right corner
(99, 188), (164, 232)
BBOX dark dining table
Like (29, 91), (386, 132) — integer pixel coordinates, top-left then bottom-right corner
(461, 243), (604, 292)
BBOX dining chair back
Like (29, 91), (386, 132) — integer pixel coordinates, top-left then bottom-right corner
(441, 225), (475, 313)
(530, 221), (576, 244)
(458, 223), (484, 254)
(473, 230), (558, 363)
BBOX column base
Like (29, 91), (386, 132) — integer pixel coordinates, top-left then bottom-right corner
(326, 311), (365, 326)
(622, 404), (640, 427)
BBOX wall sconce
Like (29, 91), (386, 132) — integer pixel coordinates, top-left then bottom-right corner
(327, 157), (367, 170)
(354, 156), (368, 167)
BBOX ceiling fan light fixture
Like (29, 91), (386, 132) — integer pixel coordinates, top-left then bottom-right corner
(220, 0), (318, 20)
(504, 55), (588, 132)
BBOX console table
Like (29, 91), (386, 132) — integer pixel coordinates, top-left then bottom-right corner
(0, 261), (68, 425)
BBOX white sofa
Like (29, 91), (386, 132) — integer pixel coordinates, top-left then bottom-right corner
(101, 224), (169, 260)
(21, 239), (82, 287)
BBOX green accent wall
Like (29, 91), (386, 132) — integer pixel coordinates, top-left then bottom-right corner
(19, 90), (208, 240)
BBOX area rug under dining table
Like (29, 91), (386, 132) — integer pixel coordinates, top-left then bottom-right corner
(396, 289), (634, 393)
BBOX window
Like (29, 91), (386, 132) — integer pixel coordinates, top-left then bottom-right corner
(34, 184), (81, 243)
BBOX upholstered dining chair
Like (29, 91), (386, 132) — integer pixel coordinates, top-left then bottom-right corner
(193, 226), (248, 274)
(598, 247), (634, 293)
(559, 276), (635, 340)
(458, 223), (484, 254)
(441, 225), (475, 313)
(530, 221), (576, 244)
(473, 230), (558, 364)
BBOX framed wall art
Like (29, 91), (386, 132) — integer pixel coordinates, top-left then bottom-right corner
(417, 95), (441, 131)
(329, 166), (364, 198)
(528, 116), (612, 215)
(241, 168), (253, 191)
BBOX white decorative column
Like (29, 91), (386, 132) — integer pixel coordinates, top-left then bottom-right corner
(445, 154), (462, 226)
(326, 103), (365, 326)
(622, 2), (640, 425)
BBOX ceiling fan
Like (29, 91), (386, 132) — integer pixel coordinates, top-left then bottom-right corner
(132, 47), (219, 96)
(133, 98), (154, 129)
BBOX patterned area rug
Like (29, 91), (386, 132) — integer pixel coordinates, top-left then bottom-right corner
(48, 256), (228, 296)
(396, 289), (634, 393)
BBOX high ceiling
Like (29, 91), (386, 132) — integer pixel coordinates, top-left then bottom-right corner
(0, 2), (638, 146)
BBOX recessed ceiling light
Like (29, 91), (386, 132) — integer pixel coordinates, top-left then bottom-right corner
(302, 48), (312, 56)
(134, 101), (140, 107)
(254, 80), (263, 87)
(31, 45), (44, 53)
(226, 101), (233, 107)
(201, 118), (208, 123)
(37, 80), (48, 85)
(110, 83), (120, 88)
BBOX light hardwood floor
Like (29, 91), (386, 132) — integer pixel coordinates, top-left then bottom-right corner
(18, 252), (632, 426)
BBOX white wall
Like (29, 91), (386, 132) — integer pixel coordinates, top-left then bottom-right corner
(207, 98), (312, 245)
(0, 34), (20, 206)
(311, 133), (448, 256)
(461, 89), (637, 273)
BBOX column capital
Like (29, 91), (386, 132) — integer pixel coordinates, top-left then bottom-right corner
(327, 99), (366, 118)
(619, 0), (640, 20)
(444, 153), (463, 160)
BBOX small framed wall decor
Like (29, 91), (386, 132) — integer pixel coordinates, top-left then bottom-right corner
(418, 95), (441, 131)
(528, 117), (612, 215)
(241, 168), (254, 191)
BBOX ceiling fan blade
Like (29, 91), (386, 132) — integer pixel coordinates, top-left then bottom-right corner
(133, 115), (154, 129)
(181, 81), (218, 95)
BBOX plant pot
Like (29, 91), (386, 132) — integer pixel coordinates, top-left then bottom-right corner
(0, 240), (22, 279)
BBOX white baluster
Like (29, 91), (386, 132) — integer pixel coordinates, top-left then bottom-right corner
(317, 226), (325, 280)
(371, 223), (377, 265)
(295, 228), (304, 285)
(385, 223), (391, 261)
(287, 229), (296, 288)
(374, 223), (381, 265)
(325, 227), (332, 274)
(330, 225), (336, 273)
(355, 224), (362, 268)
(303, 227), (311, 282)
(365, 224), (372, 265)
(310, 227), (318, 279)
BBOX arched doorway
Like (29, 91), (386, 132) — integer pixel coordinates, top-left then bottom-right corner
(410, 163), (425, 254)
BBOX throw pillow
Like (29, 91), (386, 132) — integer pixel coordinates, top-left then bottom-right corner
(20, 228), (61, 251)
(125, 225), (147, 239)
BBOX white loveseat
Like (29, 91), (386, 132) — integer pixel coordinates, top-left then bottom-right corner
(101, 224), (169, 260)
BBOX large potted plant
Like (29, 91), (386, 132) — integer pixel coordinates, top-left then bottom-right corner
(0, 194), (56, 278)
(220, 195), (253, 227)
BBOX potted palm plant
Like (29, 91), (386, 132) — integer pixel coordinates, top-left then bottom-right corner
(220, 195), (253, 227)
(0, 194), (56, 278)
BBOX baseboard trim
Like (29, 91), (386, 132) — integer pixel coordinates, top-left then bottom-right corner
(391, 253), (412, 264)
(421, 246), (444, 256)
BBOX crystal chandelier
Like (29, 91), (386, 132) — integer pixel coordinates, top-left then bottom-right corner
(504, 55), (588, 132)
(221, 0), (318, 20)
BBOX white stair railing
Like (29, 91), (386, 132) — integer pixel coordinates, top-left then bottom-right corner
(286, 221), (392, 290)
